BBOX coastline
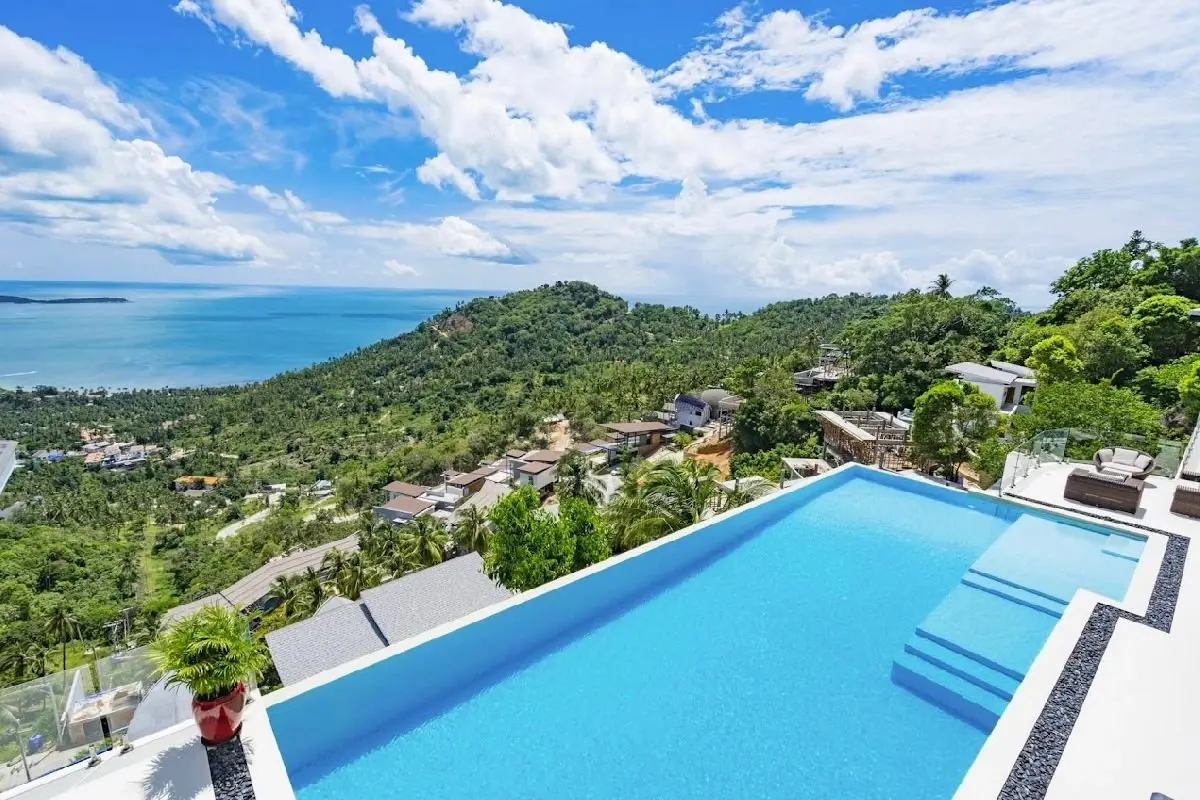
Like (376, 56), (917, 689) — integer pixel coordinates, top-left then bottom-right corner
(0, 282), (486, 392)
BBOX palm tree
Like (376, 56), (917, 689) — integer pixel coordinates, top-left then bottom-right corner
(402, 515), (450, 568)
(45, 605), (79, 675)
(718, 477), (773, 512)
(604, 459), (729, 552)
(299, 567), (326, 614)
(452, 505), (491, 556)
(555, 450), (602, 504)
(321, 547), (351, 583)
(333, 555), (380, 601)
(929, 273), (953, 298)
(642, 459), (723, 528)
(266, 574), (303, 620)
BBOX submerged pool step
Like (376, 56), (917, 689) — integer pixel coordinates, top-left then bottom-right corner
(891, 652), (1004, 733)
(1101, 534), (1143, 563)
(961, 572), (1067, 618)
(903, 636), (1020, 700)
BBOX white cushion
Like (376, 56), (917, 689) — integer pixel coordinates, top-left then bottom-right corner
(1112, 447), (1142, 467)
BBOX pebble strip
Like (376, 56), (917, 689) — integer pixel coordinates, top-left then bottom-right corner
(207, 736), (257, 800)
(998, 534), (1189, 799)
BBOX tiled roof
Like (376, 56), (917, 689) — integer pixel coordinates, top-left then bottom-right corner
(517, 461), (554, 475)
(505, 449), (527, 458)
(604, 421), (676, 435)
(359, 553), (513, 646)
(383, 480), (428, 497)
(265, 602), (386, 686)
(523, 449), (566, 463)
(381, 495), (435, 515)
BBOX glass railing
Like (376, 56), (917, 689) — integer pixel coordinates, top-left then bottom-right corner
(1000, 428), (1184, 493)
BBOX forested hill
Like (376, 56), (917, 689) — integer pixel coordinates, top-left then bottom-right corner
(183, 282), (892, 474)
(0, 282), (891, 480)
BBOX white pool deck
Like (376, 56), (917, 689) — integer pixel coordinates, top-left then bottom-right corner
(7, 462), (1200, 800)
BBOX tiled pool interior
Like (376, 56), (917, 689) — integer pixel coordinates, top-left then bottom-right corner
(270, 468), (1145, 800)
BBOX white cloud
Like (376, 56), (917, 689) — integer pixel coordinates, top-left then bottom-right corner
(658, 0), (1199, 110)
(249, 185), (349, 230)
(350, 216), (531, 263)
(0, 26), (273, 265)
(415, 153), (481, 199)
(8, 0), (1190, 304)
(383, 258), (419, 276)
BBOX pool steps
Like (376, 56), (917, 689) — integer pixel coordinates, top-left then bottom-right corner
(892, 514), (1144, 732)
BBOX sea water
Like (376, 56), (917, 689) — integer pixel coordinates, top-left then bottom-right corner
(0, 281), (481, 389)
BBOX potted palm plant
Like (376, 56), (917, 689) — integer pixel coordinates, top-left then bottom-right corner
(150, 605), (270, 745)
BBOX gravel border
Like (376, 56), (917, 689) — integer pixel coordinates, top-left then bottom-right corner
(206, 736), (257, 800)
(998, 533), (1189, 799)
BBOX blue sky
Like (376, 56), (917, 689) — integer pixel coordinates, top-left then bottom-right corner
(0, 0), (1196, 307)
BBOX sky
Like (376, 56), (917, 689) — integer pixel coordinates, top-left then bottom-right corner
(0, 0), (1197, 308)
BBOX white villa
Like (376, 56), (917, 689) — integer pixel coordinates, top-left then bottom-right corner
(946, 360), (1036, 412)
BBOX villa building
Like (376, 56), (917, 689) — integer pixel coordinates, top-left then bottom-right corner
(0, 440), (15, 497)
(946, 360), (1036, 412)
(603, 420), (676, 457)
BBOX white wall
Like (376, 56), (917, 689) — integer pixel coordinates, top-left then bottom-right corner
(963, 380), (1009, 407)
(0, 442), (16, 496)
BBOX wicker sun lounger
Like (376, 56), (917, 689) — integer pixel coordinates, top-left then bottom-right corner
(1064, 468), (1144, 514)
(1171, 482), (1200, 519)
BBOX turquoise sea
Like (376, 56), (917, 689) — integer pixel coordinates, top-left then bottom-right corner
(0, 282), (483, 390)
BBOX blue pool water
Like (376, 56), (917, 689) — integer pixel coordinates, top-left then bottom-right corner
(281, 472), (1144, 800)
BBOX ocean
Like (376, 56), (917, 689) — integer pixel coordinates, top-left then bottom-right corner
(0, 281), (483, 390)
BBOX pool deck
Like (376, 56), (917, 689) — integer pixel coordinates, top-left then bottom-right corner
(1006, 461), (1191, 537)
(955, 462), (1200, 799)
(7, 462), (1200, 800)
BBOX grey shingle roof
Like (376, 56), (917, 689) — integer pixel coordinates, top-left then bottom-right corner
(359, 552), (513, 646)
(265, 603), (386, 686)
(159, 593), (233, 627)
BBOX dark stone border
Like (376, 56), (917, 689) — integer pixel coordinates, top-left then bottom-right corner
(998, 533), (1189, 799)
(207, 736), (256, 800)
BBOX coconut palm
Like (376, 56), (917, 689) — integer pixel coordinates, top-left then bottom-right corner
(452, 505), (491, 556)
(403, 515), (450, 568)
(266, 574), (303, 620)
(298, 567), (326, 614)
(929, 273), (954, 298)
(333, 555), (380, 601)
(641, 458), (723, 528)
(718, 477), (773, 512)
(555, 450), (603, 505)
(45, 604), (79, 674)
(604, 493), (676, 552)
(321, 547), (351, 581)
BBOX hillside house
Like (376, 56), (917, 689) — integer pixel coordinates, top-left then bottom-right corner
(515, 460), (557, 493)
(672, 394), (710, 432)
(374, 494), (436, 524)
(382, 481), (429, 502)
(945, 361), (1036, 412)
(603, 421), (676, 457)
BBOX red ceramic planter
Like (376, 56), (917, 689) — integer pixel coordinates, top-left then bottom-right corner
(192, 682), (246, 745)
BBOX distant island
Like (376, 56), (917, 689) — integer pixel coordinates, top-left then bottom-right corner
(0, 295), (128, 305)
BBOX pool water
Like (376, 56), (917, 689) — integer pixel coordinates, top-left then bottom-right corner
(284, 473), (1143, 800)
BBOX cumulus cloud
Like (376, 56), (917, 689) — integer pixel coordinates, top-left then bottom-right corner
(383, 258), (419, 277)
(41, 0), (1195, 303)
(0, 25), (272, 265)
(350, 216), (533, 264)
(658, 0), (1199, 110)
(249, 185), (349, 230)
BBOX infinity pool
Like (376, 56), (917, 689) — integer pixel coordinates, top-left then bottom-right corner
(269, 467), (1144, 800)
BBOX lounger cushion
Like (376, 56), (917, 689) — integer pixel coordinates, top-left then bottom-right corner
(1111, 447), (1143, 467)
